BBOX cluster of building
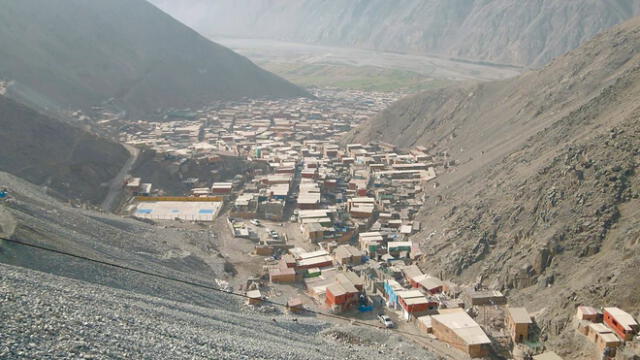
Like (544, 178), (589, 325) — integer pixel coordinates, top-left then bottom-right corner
(115, 88), (399, 165)
(96, 87), (640, 360)
(266, 246), (367, 313)
(109, 89), (405, 221)
(575, 305), (639, 358)
(231, 141), (443, 250)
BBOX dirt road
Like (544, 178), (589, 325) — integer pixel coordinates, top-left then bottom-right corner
(101, 144), (139, 213)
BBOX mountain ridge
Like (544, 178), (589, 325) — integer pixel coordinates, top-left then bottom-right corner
(150, 0), (640, 67)
(0, 0), (308, 116)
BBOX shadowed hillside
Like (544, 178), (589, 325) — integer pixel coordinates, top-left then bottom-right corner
(0, 96), (129, 204)
(0, 0), (308, 116)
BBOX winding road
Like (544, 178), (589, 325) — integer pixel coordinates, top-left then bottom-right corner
(101, 144), (140, 213)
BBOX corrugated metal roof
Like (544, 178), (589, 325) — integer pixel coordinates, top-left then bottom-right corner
(432, 312), (491, 345)
(508, 307), (532, 324)
(604, 307), (638, 330)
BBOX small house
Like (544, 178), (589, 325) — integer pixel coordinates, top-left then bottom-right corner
(576, 306), (601, 322)
(431, 311), (492, 358)
(506, 307), (533, 343)
(397, 289), (437, 320)
(211, 182), (233, 194)
(383, 279), (404, 309)
(587, 323), (621, 355)
(269, 267), (296, 283)
(465, 290), (507, 306)
(246, 290), (263, 305)
(415, 274), (444, 295)
(326, 282), (359, 313)
(603, 307), (639, 341)
(333, 245), (365, 266)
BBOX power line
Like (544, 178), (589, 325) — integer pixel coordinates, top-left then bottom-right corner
(0, 236), (449, 346)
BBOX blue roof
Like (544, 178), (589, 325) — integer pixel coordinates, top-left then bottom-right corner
(199, 209), (214, 214)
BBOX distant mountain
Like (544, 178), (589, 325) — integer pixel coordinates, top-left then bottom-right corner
(151, 0), (640, 67)
(0, 0), (308, 115)
(348, 16), (640, 356)
(0, 95), (129, 204)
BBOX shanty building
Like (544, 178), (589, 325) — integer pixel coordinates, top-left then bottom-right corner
(414, 274), (445, 295)
(397, 289), (436, 320)
(383, 279), (404, 309)
(326, 281), (359, 313)
(333, 245), (365, 266)
(359, 232), (383, 257)
(402, 264), (423, 284)
(303, 222), (327, 243)
(297, 193), (321, 210)
(586, 323), (621, 355)
(575, 305), (601, 322)
(603, 307), (639, 341)
(269, 259), (297, 283)
(296, 254), (334, 271)
(465, 290), (507, 306)
(431, 310), (492, 358)
(347, 197), (376, 218)
(246, 290), (263, 305)
(211, 182), (233, 194)
(506, 307), (533, 343)
(387, 241), (412, 258)
(336, 272), (364, 292)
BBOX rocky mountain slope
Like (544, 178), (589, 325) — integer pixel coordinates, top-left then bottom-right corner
(0, 0), (307, 116)
(0, 96), (129, 205)
(350, 17), (640, 357)
(151, 0), (640, 67)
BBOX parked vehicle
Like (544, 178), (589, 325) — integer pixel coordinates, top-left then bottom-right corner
(250, 219), (261, 226)
(377, 314), (394, 328)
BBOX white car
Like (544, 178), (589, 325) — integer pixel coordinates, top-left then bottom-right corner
(250, 219), (261, 226)
(378, 314), (394, 328)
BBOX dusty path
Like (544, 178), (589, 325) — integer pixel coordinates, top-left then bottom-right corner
(101, 144), (139, 212)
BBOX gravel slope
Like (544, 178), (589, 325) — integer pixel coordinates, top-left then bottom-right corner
(0, 170), (232, 309)
(0, 263), (436, 360)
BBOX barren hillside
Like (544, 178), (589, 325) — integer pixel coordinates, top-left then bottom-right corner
(350, 17), (640, 357)
(0, 96), (129, 204)
(0, 0), (307, 115)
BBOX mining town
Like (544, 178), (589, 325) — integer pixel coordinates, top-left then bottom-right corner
(83, 86), (640, 360)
